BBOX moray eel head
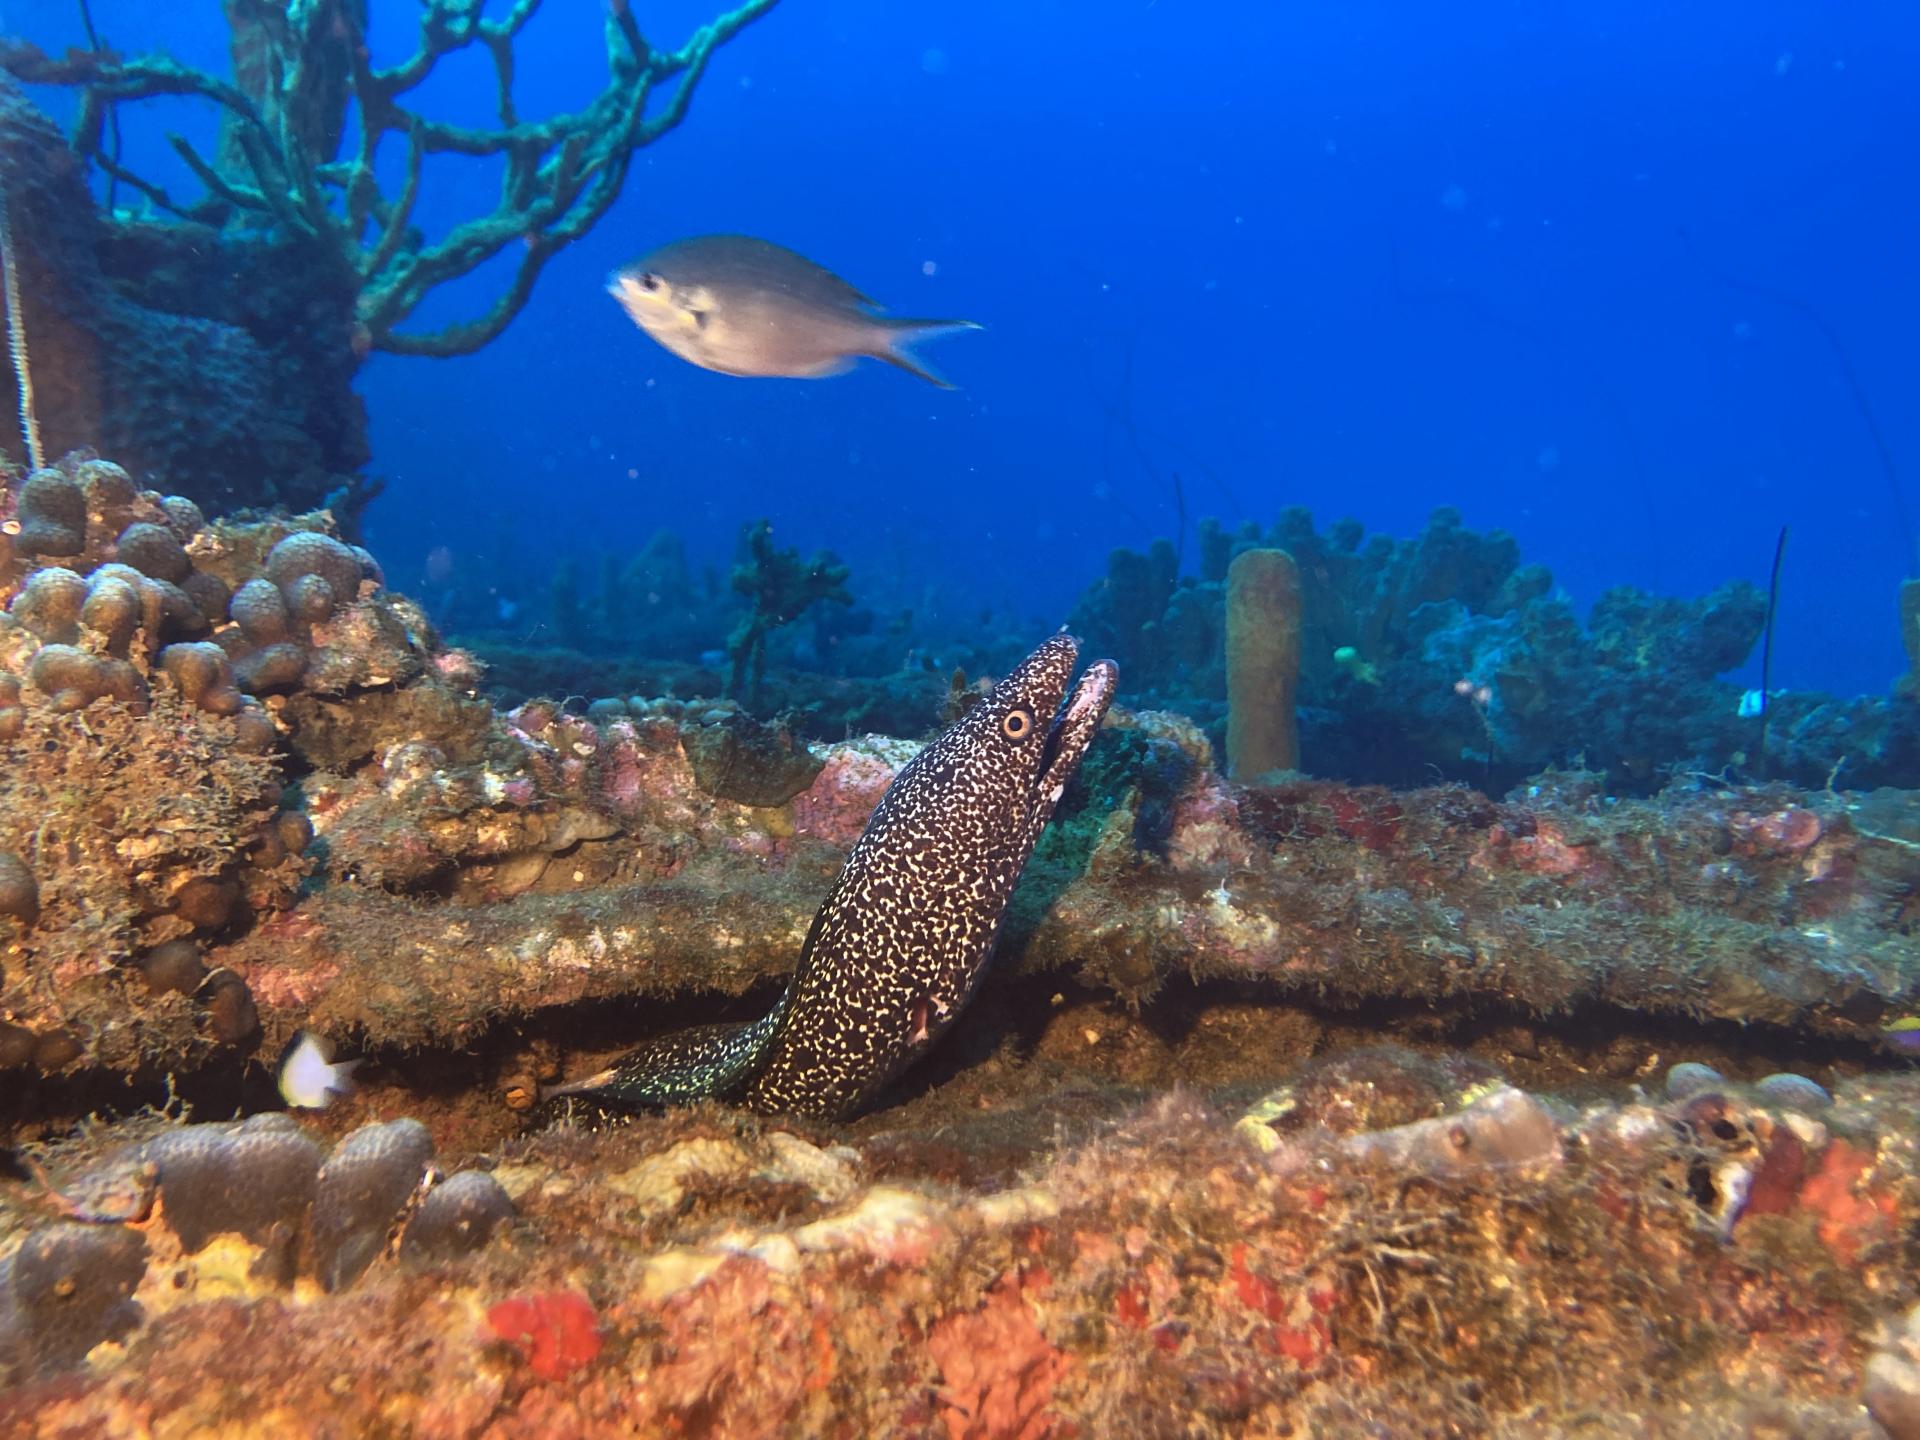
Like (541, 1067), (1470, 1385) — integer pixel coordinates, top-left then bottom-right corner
(922, 630), (1116, 850)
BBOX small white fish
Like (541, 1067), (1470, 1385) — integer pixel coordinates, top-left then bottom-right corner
(609, 234), (980, 388)
(278, 1030), (361, 1109)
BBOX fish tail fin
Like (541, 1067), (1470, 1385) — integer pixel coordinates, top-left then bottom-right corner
(870, 317), (983, 389)
(540, 1014), (776, 1112)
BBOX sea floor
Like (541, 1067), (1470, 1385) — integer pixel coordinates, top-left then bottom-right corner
(5, 970), (1920, 1438)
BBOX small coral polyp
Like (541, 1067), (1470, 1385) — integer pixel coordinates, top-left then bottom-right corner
(0, 454), (448, 1077)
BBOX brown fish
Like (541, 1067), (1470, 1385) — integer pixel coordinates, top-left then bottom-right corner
(608, 234), (980, 388)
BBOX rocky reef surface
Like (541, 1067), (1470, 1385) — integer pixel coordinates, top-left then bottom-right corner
(5, 458), (1920, 1433)
(7, 1048), (1920, 1435)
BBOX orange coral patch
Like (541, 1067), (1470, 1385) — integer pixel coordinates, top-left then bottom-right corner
(928, 1273), (1070, 1440)
(486, 1290), (602, 1382)
(1797, 1140), (1898, 1265)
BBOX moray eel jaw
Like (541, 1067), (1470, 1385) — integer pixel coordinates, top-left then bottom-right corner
(553, 633), (1118, 1120)
(1033, 649), (1121, 833)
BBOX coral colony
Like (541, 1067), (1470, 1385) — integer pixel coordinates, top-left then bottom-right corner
(3, 4), (1920, 1437)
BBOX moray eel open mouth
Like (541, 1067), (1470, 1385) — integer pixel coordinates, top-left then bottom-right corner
(1039, 651), (1119, 804)
(546, 632), (1118, 1120)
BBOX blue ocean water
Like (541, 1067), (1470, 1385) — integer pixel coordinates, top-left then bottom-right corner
(11, 0), (1918, 696)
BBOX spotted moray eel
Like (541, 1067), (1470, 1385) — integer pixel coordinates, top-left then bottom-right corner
(548, 633), (1118, 1119)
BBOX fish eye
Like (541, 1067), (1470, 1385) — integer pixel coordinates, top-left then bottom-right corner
(639, 272), (662, 292)
(1002, 708), (1033, 740)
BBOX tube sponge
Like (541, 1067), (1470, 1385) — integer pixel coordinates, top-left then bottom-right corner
(1224, 547), (1303, 779)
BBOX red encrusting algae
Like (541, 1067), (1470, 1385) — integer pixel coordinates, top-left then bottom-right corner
(485, 1290), (602, 1382)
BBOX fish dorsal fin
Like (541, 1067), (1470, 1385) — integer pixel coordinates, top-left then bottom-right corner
(546, 900), (831, 1112)
(750, 902), (832, 1053)
(539, 1015), (771, 1112)
(706, 234), (877, 310)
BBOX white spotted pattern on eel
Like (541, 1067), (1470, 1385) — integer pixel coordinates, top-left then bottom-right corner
(550, 633), (1118, 1119)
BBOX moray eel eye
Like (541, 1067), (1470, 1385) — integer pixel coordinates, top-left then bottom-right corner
(1002, 708), (1033, 740)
